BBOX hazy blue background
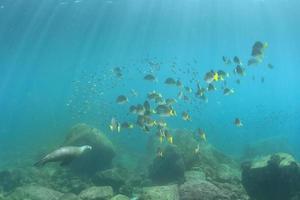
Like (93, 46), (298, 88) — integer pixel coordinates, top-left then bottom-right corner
(0, 0), (299, 168)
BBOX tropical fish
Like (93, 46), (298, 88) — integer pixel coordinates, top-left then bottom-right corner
(109, 117), (121, 133)
(155, 96), (165, 105)
(157, 147), (163, 158)
(143, 100), (151, 112)
(176, 80), (183, 88)
(155, 119), (167, 128)
(155, 104), (176, 117)
(112, 67), (122, 78)
(177, 91), (184, 99)
(251, 41), (268, 59)
(207, 83), (216, 91)
(234, 65), (245, 76)
(116, 95), (128, 104)
(147, 91), (162, 100)
(247, 57), (261, 66)
(204, 71), (219, 83)
(121, 122), (134, 129)
(217, 70), (229, 81)
(184, 86), (193, 93)
(164, 77), (177, 85)
(222, 56), (232, 65)
(234, 118), (243, 127)
(233, 56), (242, 65)
(136, 104), (146, 115)
(129, 105), (137, 114)
(182, 111), (192, 121)
(167, 134), (173, 144)
(195, 86), (207, 97)
(223, 88), (234, 96)
(194, 144), (200, 154)
(144, 116), (156, 127)
(166, 98), (177, 105)
(144, 74), (157, 81)
(198, 129), (207, 142)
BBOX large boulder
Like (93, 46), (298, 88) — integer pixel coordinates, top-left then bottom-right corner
(148, 145), (185, 184)
(92, 168), (127, 192)
(7, 185), (63, 200)
(242, 153), (300, 200)
(172, 129), (201, 169)
(140, 185), (179, 200)
(79, 186), (113, 200)
(173, 130), (241, 183)
(63, 123), (116, 174)
(179, 180), (230, 200)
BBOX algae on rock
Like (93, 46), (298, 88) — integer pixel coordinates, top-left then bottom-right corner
(242, 152), (300, 200)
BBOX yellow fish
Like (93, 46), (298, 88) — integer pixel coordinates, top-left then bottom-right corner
(157, 148), (163, 158)
(194, 144), (200, 154)
(170, 109), (177, 116)
(213, 72), (219, 81)
(167, 135), (173, 144)
(159, 136), (163, 143)
(199, 131), (206, 142)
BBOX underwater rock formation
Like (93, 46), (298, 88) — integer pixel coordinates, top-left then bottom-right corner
(58, 193), (82, 200)
(140, 184), (179, 200)
(179, 179), (230, 200)
(79, 186), (113, 200)
(6, 184), (63, 200)
(110, 194), (130, 200)
(148, 145), (185, 184)
(184, 170), (206, 182)
(63, 123), (116, 174)
(92, 168), (127, 192)
(172, 130), (201, 169)
(173, 130), (241, 183)
(181, 169), (248, 200)
(242, 152), (300, 200)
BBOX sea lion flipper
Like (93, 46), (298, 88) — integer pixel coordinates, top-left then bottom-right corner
(34, 158), (46, 167)
(60, 158), (74, 166)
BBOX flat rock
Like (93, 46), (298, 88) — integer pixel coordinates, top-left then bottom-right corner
(184, 170), (206, 182)
(110, 194), (130, 200)
(140, 185), (179, 200)
(79, 186), (113, 200)
(7, 185), (63, 200)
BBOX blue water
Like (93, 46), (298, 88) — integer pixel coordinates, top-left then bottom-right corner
(0, 0), (300, 169)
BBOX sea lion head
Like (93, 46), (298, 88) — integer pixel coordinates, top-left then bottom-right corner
(80, 145), (92, 153)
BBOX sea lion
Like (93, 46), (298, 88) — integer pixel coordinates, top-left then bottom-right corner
(34, 145), (92, 167)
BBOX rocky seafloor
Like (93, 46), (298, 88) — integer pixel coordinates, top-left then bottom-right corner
(1, 123), (300, 200)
